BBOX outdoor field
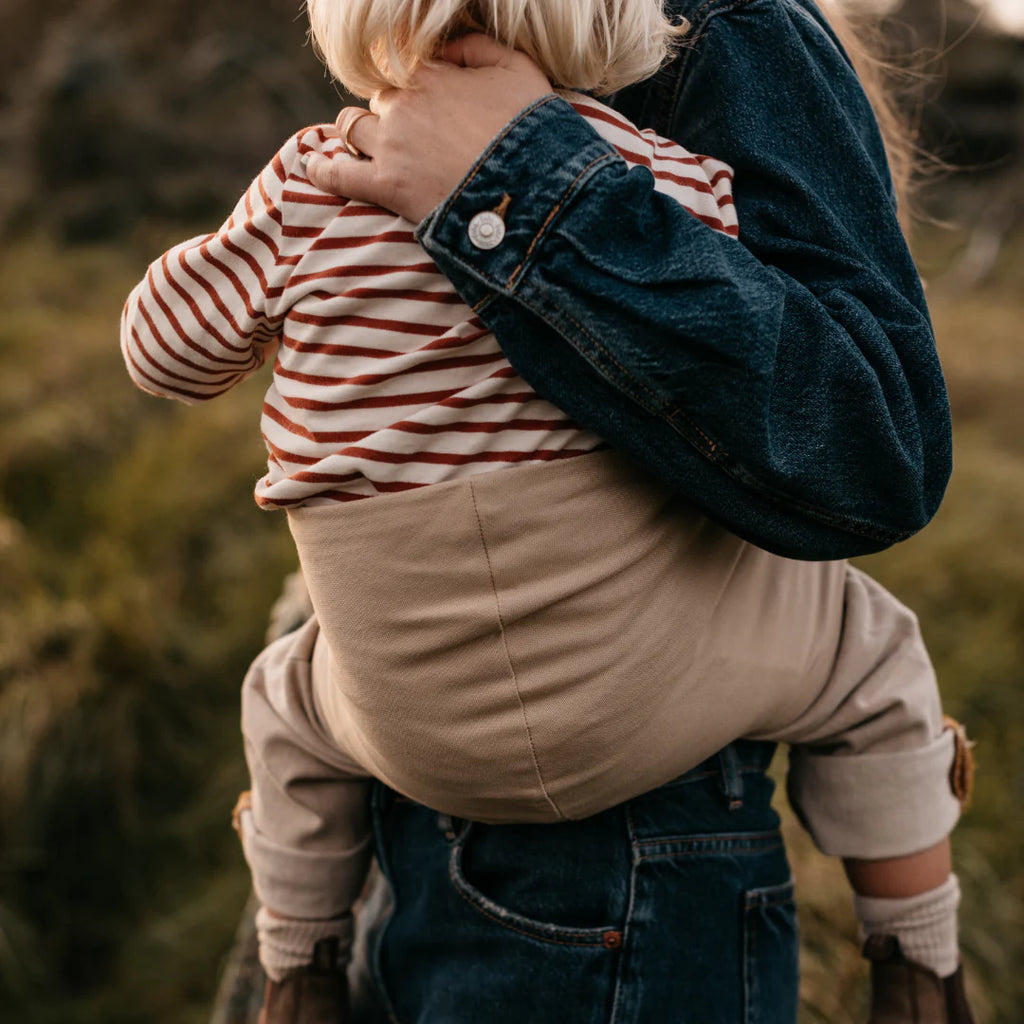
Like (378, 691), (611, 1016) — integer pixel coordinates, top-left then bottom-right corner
(0, 0), (1021, 1021)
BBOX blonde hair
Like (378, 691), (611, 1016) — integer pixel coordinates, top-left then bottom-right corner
(307, 0), (688, 99)
(817, 0), (927, 226)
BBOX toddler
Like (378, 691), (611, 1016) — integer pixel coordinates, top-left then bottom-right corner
(121, 1), (975, 1021)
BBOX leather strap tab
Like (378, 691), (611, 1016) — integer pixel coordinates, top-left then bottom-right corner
(943, 716), (976, 808)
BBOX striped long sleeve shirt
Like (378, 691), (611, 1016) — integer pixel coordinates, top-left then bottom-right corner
(121, 94), (737, 508)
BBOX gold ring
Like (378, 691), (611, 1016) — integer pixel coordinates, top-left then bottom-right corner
(337, 108), (375, 159)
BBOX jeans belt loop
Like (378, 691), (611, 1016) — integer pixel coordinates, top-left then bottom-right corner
(718, 744), (744, 811)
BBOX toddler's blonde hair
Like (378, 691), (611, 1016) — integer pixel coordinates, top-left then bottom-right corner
(307, 0), (688, 99)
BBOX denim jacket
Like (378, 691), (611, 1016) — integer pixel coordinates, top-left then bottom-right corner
(417, 0), (952, 560)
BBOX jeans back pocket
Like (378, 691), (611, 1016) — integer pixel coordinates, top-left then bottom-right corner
(743, 879), (799, 1024)
(448, 820), (624, 945)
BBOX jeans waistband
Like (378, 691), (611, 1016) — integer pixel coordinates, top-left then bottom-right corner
(669, 739), (777, 800)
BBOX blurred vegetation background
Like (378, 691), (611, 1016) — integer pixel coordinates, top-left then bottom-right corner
(0, 0), (1020, 1021)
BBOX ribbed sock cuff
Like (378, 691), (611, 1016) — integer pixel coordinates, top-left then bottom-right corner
(854, 873), (961, 978)
(256, 906), (354, 982)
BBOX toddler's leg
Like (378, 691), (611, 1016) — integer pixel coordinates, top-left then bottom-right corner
(765, 566), (974, 1020)
(854, 856), (974, 1022)
(236, 615), (373, 991)
(777, 565), (964, 860)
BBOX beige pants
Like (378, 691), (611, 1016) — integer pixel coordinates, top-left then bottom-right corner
(239, 450), (960, 923)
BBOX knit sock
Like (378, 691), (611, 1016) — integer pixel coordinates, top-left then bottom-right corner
(854, 873), (961, 978)
(255, 905), (354, 982)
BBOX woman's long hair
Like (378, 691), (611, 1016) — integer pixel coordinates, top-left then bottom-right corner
(817, 0), (928, 224)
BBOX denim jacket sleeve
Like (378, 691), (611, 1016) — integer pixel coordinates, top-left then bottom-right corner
(415, 0), (952, 560)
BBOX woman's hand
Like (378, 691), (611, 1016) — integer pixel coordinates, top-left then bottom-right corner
(305, 35), (552, 224)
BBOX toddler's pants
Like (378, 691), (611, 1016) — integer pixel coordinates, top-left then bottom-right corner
(238, 450), (962, 924)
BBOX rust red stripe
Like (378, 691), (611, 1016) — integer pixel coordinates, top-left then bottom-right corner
(275, 352), (504, 388)
(336, 445), (591, 467)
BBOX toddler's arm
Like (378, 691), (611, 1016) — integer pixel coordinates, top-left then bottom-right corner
(120, 131), (321, 403)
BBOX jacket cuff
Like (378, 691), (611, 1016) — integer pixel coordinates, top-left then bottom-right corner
(417, 94), (619, 305)
(786, 730), (961, 859)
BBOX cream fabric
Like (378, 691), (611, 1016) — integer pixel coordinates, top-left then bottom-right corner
(856, 874), (962, 978)
(289, 450), (958, 841)
(240, 449), (960, 938)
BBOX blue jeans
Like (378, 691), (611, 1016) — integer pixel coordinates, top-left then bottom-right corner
(350, 740), (798, 1024)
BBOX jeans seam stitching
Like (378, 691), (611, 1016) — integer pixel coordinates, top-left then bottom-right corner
(608, 807), (641, 1024)
(744, 890), (757, 1024)
(447, 837), (612, 947)
(451, 889), (608, 946)
(653, 763), (771, 790)
(744, 879), (795, 910)
(637, 846), (783, 864)
(751, 895), (792, 908)
(635, 830), (780, 846)
(369, 793), (403, 1024)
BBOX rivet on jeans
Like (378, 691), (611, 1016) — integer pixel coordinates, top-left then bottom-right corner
(603, 930), (623, 950)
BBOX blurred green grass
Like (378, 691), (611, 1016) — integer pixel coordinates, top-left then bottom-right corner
(0, 227), (1021, 1022)
(0, 234), (297, 1023)
(790, 227), (1024, 1023)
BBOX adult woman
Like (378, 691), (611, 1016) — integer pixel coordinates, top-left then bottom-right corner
(308, 2), (951, 559)
(291, 1), (958, 1020)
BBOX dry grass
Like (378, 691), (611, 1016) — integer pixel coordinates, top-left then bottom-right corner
(783, 227), (1024, 1023)
(0, 234), (297, 1023)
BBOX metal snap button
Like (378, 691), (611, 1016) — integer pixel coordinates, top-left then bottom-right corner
(468, 210), (506, 250)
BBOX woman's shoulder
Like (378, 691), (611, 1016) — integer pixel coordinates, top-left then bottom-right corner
(656, 0), (854, 90)
(612, 0), (872, 164)
(666, 0), (832, 31)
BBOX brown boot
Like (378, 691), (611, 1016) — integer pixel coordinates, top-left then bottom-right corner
(258, 936), (349, 1024)
(864, 934), (975, 1024)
